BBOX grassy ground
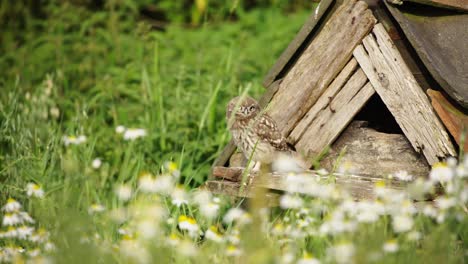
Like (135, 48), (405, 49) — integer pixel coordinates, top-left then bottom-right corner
(0, 2), (467, 263)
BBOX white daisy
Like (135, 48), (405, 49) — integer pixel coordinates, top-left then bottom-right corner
(123, 128), (147, 140)
(2, 198), (22, 212)
(26, 183), (45, 198)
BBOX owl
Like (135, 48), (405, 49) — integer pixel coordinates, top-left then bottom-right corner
(226, 96), (308, 171)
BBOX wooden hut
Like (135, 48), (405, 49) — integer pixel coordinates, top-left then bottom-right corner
(204, 0), (464, 200)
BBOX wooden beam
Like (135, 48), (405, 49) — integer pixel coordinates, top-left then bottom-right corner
(291, 71), (375, 159)
(353, 24), (456, 164)
(320, 121), (430, 178)
(210, 166), (407, 200)
(262, 0), (334, 88)
(288, 58), (359, 144)
(267, 0), (376, 138)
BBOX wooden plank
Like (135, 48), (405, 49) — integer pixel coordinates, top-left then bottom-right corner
(262, 0), (334, 88)
(294, 78), (375, 159)
(267, 0), (376, 138)
(212, 166), (243, 181)
(209, 167), (407, 200)
(288, 58), (359, 144)
(320, 121), (430, 178)
(427, 89), (468, 151)
(353, 23), (456, 164)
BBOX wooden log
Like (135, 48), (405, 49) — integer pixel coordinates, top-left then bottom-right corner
(267, 0), (376, 137)
(291, 71), (375, 159)
(320, 121), (430, 178)
(427, 89), (468, 151)
(262, 0), (334, 88)
(353, 23), (456, 164)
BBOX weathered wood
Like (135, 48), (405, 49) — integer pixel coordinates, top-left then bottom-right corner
(212, 166), (243, 181)
(209, 167), (407, 200)
(294, 77), (375, 159)
(427, 89), (468, 151)
(262, 0), (334, 88)
(386, 3), (468, 109)
(353, 23), (456, 164)
(321, 121), (430, 178)
(288, 58), (359, 144)
(267, 0), (376, 137)
(202, 180), (280, 206)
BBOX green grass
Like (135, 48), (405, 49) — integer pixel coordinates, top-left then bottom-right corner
(0, 2), (467, 263)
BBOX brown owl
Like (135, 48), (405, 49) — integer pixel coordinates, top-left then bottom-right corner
(226, 96), (308, 171)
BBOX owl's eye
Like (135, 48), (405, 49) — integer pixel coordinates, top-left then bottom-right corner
(249, 105), (256, 112)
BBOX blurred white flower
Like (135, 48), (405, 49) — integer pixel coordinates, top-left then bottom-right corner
(205, 226), (223, 243)
(177, 240), (198, 257)
(281, 252), (295, 264)
(393, 171), (413, 182)
(88, 203), (106, 215)
(199, 202), (220, 219)
(226, 245), (242, 257)
(92, 158), (102, 169)
(136, 219), (159, 240)
(223, 208), (251, 225)
(435, 196), (456, 210)
(2, 213), (22, 226)
(280, 194), (303, 209)
(63, 135), (87, 146)
(50, 107), (60, 119)
(392, 214), (414, 233)
(422, 204), (438, 218)
(178, 215), (199, 236)
(192, 190), (212, 205)
(430, 162), (454, 183)
(297, 254), (320, 264)
(171, 187), (189, 207)
(115, 125), (126, 134)
(327, 243), (355, 264)
(115, 184), (132, 201)
(272, 154), (306, 173)
(164, 161), (181, 178)
(446, 157), (457, 167)
(153, 174), (175, 195)
(382, 240), (398, 253)
(167, 233), (180, 246)
(407, 231), (422, 241)
(26, 183), (45, 198)
(138, 173), (158, 193)
(120, 238), (150, 264)
(2, 198), (21, 212)
(123, 128), (147, 141)
(16, 225), (34, 239)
